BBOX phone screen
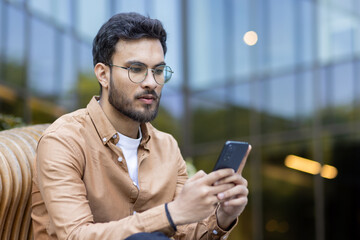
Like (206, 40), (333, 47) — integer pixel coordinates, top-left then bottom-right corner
(212, 141), (249, 172)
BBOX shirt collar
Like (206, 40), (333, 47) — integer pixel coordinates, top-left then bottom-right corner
(87, 96), (151, 146)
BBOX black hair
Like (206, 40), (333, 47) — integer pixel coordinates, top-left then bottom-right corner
(92, 12), (167, 67)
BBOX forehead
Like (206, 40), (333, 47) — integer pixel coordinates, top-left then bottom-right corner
(113, 38), (164, 65)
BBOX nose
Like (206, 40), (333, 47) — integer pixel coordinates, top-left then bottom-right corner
(140, 69), (158, 89)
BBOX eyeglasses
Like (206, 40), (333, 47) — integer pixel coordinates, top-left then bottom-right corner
(109, 63), (173, 85)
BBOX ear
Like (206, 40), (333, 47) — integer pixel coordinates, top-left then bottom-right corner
(94, 63), (110, 89)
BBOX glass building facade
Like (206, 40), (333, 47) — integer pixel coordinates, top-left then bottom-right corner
(0, 0), (359, 239)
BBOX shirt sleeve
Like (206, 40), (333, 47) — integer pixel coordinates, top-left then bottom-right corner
(171, 148), (238, 240)
(35, 133), (175, 240)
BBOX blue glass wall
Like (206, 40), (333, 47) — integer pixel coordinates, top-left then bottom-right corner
(0, 0), (359, 239)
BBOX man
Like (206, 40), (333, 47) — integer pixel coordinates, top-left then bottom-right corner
(31, 12), (250, 240)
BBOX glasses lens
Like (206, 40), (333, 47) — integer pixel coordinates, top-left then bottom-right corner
(129, 64), (147, 83)
(154, 65), (172, 84)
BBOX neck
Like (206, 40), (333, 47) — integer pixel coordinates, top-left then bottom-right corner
(99, 97), (140, 139)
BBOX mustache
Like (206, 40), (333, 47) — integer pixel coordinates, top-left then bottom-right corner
(134, 90), (159, 100)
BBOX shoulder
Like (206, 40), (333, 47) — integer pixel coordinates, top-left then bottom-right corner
(145, 123), (178, 146)
(37, 108), (91, 172)
(39, 108), (92, 154)
(43, 108), (89, 136)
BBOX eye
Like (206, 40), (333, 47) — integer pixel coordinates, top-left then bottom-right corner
(154, 66), (165, 75)
(129, 64), (146, 74)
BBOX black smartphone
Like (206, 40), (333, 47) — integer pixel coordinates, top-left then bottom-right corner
(212, 141), (249, 172)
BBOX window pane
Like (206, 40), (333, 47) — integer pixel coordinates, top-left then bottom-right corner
(152, 88), (182, 143)
(152, 0), (182, 88)
(261, 75), (296, 133)
(233, 0), (251, 78)
(262, 141), (315, 239)
(188, 0), (226, 90)
(228, 82), (251, 137)
(297, 71), (314, 125)
(320, 63), (354, 124)
(4, 5), (25, 87)
(324, 135), (360, 239)
(77, 0), (107, 41)
(299, 0), (315, 66)
(28, 17), (56, 96)
(59, 33), (77, 110)
(6, 0), (25, 5)
(332, 62), (353, 107)
(318, 0), (358, 63)
(269, 0), (296, 69)
(28, 0), (52, 18)
(332, 62), (354, 123)
(116, 0), (148, 15)
(159, 87), (183, 119)
(79, 42), (93, 73)
(29, 0), (72, 29)
(0, 1), (3, 57)
(191, 89), (227, 144)
(53, 0), (72, 28)
(77, 42), (98, 108)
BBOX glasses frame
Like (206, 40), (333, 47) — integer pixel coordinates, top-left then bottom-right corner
(108, 63), (173, 85)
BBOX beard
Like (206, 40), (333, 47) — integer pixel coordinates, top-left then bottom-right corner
(108, 75), (160, 123)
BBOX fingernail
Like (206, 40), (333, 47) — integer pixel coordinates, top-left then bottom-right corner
(218, 193), (224, 199)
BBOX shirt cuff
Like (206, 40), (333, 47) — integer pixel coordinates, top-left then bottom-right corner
(141, 204), (176, 237)
(211, 205), (239, 239)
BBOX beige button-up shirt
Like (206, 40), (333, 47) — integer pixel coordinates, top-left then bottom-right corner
(31, 96), (234, 240)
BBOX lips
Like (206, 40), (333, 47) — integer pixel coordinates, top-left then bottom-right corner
(137, 93), (158, 104)
(138, 94), (156, 100)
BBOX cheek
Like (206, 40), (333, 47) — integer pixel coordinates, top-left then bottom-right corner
(156, 86), (163, 96)
(111, 75), (132, 93)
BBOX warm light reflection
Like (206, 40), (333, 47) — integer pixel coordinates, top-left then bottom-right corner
(285, 155), (321, 175)
(0, 84), (17, 102)
(321, 164), (338, 179)
(243, 31), (258, 46)
(29, 97), (67, 117)
(285, 155), (338, 179)
(265, 219), (289, 233)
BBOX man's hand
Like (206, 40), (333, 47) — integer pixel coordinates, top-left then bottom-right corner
(167, 169), (236, 225)
(215, 145), (252, 230)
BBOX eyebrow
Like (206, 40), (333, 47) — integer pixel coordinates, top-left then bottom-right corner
(125, 60), (166, 68)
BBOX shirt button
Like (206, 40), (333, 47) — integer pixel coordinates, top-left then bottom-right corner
(118, 157), (122, 162)
(212, 230), (218, 235)
(112, 134), (117, 139)
(222, 236), (227, 239)
(102, 137), (107, 142)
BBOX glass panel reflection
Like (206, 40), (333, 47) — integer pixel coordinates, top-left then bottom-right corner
(262, 141), (315, 240)
(28, 17), (56, 96)
(4, 5), (25, 87)
(261, 74), (297, 133)
(269, 0), (296, 70)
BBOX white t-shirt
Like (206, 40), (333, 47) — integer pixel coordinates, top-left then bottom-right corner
(116, 128), (142, 188)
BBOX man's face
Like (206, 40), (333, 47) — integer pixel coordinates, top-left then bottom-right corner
(108, 38), (165, 123)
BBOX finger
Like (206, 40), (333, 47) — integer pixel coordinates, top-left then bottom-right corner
(237, 144), (252, 174)
(203, 169), (235, 185)
(208, 183), (234, 196)
(188, 170), (207, 182)
(222, 195), (248, 207)
(217, 184), (248, 201)
(215, 175), (248, 186)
